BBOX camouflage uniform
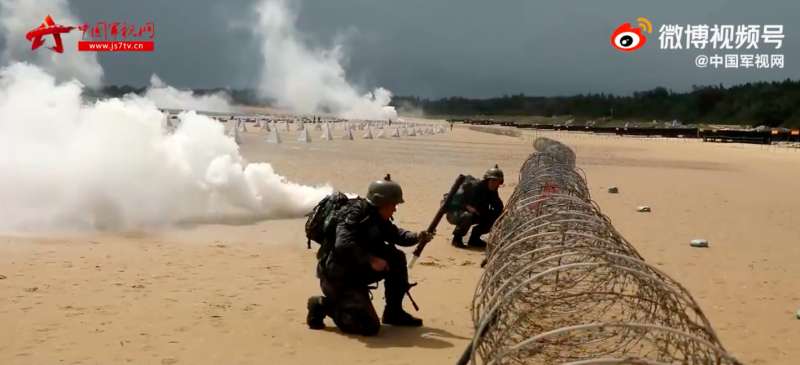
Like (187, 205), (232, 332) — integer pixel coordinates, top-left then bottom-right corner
(446, 166), (504, 248)
(307, 177), (430, 336)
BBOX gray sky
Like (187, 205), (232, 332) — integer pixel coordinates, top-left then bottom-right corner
(6, 0), (799, 98)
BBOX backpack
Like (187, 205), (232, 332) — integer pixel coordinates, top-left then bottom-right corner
(304, 191), (360, 259)
(440, 174), (479, 211)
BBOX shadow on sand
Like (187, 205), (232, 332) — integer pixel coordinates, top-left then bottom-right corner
(324, 325), (471, 349)
(459, 245), (486, 253)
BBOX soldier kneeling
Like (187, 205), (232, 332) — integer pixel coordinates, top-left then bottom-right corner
(307, 175), (434, 336)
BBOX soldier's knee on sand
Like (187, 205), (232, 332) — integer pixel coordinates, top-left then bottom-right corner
(347, 319), (380, 337)
(360, 322), (381, 336)
(337, 310), (381, 336)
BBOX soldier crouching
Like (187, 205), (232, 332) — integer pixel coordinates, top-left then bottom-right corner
(307, 175), (434, 336)
(446, 165), (505, 248)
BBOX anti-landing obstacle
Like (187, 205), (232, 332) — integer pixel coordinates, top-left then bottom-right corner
(321, 123), (333, 140)
(342, 126), (354, 140)
(297, 127), (312, 142)
(218, 117), (448, 146)
(265, 128), (282, 144)
(231, 122), (241, 144)
(461, 137), (743, 365)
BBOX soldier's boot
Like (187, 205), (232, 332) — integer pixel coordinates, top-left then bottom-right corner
(382, 305), (423, 327)
(306, 296), (327, 330)
(468, 223), (492, 248)
(452, 223), (470, 249)
(467, 232), (488, 248)
(451, 235), (466, 248)
(382, 283), (423, 327)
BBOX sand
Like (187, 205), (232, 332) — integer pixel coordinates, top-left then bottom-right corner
(1, 122), (798, 364)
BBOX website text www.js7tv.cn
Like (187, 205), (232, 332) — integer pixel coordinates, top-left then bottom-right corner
(78, 41), (153, 52)
(78, 21), (155, 52)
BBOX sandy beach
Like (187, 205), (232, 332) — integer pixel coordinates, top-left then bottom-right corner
(1, 122), (799, 365)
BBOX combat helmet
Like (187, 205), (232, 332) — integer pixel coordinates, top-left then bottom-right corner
(366, 174), (405, 206)
(483, 164), (504, 183)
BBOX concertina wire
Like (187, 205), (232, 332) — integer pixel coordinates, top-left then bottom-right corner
(467, 137), (744, 365)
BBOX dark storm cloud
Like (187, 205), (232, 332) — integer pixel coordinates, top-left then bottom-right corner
(21, 0), (800, 97)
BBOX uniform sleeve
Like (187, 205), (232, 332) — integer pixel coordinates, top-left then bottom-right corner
(382, 222), (420, 247)
(333, 212), (373, 265)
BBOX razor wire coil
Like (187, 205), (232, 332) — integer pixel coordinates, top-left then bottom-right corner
(469, 137), (743, 365)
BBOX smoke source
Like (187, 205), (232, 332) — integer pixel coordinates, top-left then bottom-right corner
(252, 0), (398, 120)
(0, 62), (337, 234)
(144, 74), (238, 113)
(0, 0), (104, 87)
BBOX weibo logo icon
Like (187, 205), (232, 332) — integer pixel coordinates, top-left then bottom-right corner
(611, 18), (651, 52)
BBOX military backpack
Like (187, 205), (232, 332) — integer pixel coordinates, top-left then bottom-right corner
(304, 191), (362, 260)
(440, 174), (479, 211)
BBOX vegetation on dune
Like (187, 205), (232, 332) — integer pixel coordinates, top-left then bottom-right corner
(90, 79), (800, 128)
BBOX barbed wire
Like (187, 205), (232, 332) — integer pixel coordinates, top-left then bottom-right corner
(467, 137), (743, 365)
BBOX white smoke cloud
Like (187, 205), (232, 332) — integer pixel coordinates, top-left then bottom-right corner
(0, 0), (236, 113)
(0, 0), (104, 87)
(0, 62), (336, 234)
(251, 0), (398, 120)
(144, 74), (238, 113)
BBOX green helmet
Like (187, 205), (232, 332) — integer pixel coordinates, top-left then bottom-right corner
(366, 174), (405, 206)
(483, 164), (504, 182)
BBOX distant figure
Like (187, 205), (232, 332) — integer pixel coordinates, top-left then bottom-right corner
(450, 121), (454, 131)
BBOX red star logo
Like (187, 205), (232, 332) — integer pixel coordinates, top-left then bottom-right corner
(25, 15), (76, 53)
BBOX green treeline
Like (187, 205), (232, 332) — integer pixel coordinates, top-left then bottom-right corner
(389, 81), (800, 128)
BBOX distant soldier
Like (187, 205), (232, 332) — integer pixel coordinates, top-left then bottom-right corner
(307, 175), (434, 336)
(446, 165), (504, 248)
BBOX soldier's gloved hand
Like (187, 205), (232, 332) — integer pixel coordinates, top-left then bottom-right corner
(417, 230), (435, 244)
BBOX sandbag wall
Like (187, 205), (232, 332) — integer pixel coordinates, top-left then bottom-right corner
(468, 137), (743, 364)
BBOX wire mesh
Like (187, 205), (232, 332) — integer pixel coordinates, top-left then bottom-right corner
(468, 137), (743, 365)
